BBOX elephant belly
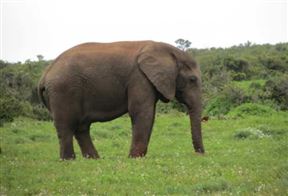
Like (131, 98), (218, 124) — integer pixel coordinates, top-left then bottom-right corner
(82, 87), (128, 122)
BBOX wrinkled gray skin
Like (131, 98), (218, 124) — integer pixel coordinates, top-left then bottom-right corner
(38, 41), (204, 160)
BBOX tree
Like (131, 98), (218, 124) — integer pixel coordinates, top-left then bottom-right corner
(175, 39), (191, 51)
(36, 55), (44, 61)
(244, 41), (252, 47)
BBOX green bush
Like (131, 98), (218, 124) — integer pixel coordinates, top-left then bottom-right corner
(0, 96), (22, 126)
(223, 57), (249, 73)
(228, 103), (276, 118)
(263, 76), (288, 110)
(204, 96), (232, 116)
(231, 72), (246, 81)
(20, 101), (34, 117)
(204, 84), (247, 116)
(32, 104), (52, 121)
(260, 57), (287, 71)
(224, 84), (248, 104)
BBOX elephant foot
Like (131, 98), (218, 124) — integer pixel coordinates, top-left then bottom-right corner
(83, 152), (100, 159)
(60, 153), (76, 161)
(129, 146), (147, 158)
(194, 146), (205, 154)
(129, 153), (146, 158)
(80, 146), (100, 159)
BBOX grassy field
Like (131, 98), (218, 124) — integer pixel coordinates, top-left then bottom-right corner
(0, 112), (288, 195)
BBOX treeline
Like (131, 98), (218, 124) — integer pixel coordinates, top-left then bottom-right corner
(1, 42), (288, 125)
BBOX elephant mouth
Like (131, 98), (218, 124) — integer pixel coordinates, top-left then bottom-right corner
(157, 91), (170, 103)
(175, 91), (185, 104)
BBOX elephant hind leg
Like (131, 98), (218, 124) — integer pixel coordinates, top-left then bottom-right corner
(74, 123), (100, 159)
(54, 122), (76, 160)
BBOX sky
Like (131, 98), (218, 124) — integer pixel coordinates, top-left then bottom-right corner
(0, 0), (287, 62)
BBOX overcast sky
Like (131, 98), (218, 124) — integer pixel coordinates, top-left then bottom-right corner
(1, 0), (287, 62)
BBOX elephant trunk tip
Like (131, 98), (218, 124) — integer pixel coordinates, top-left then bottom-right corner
(192, 140), (205, 154)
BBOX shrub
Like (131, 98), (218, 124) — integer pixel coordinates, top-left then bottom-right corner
(0, 96), (22, 126)
(204, 96), (232, 116)
(204, 84), (247, 116)
(270, 79), (288, 110)
(263, 76), (288, 110)
(231, 72), (246, 81)
(222, 84), (248, 105)
(223, 57), (249, 73)
(20, 101), (34, 117)
(203, 70), (232, 92)
(32, 104), (52, 121)
(260, 57), (287, 71)
(228, 103), (276, 118)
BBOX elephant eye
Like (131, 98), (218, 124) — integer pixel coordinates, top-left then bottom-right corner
(189, 76), (197, 82)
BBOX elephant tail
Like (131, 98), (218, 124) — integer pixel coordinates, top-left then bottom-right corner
(38, 76), (50, 111)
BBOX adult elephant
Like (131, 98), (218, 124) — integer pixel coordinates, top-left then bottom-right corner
(38, 41), (205, 160)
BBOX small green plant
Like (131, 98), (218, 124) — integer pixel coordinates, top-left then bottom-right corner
(192, 178), (229, 193)
(233, 124), (287, 141)
(234, 127), (271, 139)
(256, 125), (287, 138)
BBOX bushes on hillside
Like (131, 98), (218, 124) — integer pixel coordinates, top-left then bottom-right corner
(263, 76), (288, 110)
(0, 59), (51, 125)
(196, 43), (288, 116)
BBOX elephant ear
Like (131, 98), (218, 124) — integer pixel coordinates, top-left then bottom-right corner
(137, 52), (177, 101)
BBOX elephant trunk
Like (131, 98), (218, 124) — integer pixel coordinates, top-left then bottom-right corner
(187, 92), (205, 154)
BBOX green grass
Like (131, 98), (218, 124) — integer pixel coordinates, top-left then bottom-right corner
(1, 112), (288, 195)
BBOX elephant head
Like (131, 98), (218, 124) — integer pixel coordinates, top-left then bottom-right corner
(137, 43), (205, 154)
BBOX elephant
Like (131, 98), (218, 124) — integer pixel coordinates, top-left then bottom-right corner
(38, 41), (205, 160)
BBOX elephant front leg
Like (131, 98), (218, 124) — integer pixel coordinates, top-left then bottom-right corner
(129, 105), (156, 158)
(127, 75), (157, 158)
